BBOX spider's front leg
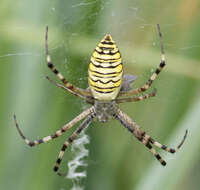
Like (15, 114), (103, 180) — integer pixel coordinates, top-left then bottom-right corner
(54, 113), (95, 176)
(13, 107), (94, 147)
(115, 108), (187, 166)
(118, 24), (166, 97)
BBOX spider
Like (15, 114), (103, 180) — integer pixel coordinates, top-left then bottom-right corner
(14, 24), (188, 176)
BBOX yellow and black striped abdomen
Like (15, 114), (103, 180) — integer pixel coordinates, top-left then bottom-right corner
(88, 34), (123, 100)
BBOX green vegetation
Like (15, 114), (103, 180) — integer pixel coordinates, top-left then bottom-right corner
(0, 0), (199, 189)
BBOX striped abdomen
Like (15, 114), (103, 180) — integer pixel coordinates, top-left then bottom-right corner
(88, 34), (123, 100)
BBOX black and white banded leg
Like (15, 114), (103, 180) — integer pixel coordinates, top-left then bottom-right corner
(45, 76), (94, 104)
(119, 24), (165, 97)
(45, 26), (92, 99)
(13, 107), (94, 147)
(54, 113), (95, 176)
(115, 108), (187, 166)
(116, 88), (157, 104)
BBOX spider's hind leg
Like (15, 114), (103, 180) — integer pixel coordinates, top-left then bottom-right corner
(45, 26), (92, 99)
(118, 24), (166, 97)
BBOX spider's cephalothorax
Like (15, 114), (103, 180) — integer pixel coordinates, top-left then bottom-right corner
(14, 25), (188, 176)
(94, 100), (116, 122)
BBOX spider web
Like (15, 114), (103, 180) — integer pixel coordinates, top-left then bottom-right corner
(1, 1), (200, 190)
(66, 130), (89, 190)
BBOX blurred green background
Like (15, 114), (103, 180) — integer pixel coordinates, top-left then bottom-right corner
(1, 0), (200, 190)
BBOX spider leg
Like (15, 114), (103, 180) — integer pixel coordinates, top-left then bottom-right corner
(149, 130), (188, 153)
(46, 76), (94, 104)
(45, 26), (92, 99)
(54, 113), (95, 176)
(115, 109), (166, 165)
(115, 108), (187, 166)
(116, 88), (157, 104)
(118, 24), (165, 97)
(13, 106), (94, 147)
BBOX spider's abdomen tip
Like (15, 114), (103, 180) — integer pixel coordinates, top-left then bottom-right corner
(101, 34), (114, 43)
(104, 34), (112, 41)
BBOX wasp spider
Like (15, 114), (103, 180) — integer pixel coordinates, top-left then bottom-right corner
(14, 24), (188, 176)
